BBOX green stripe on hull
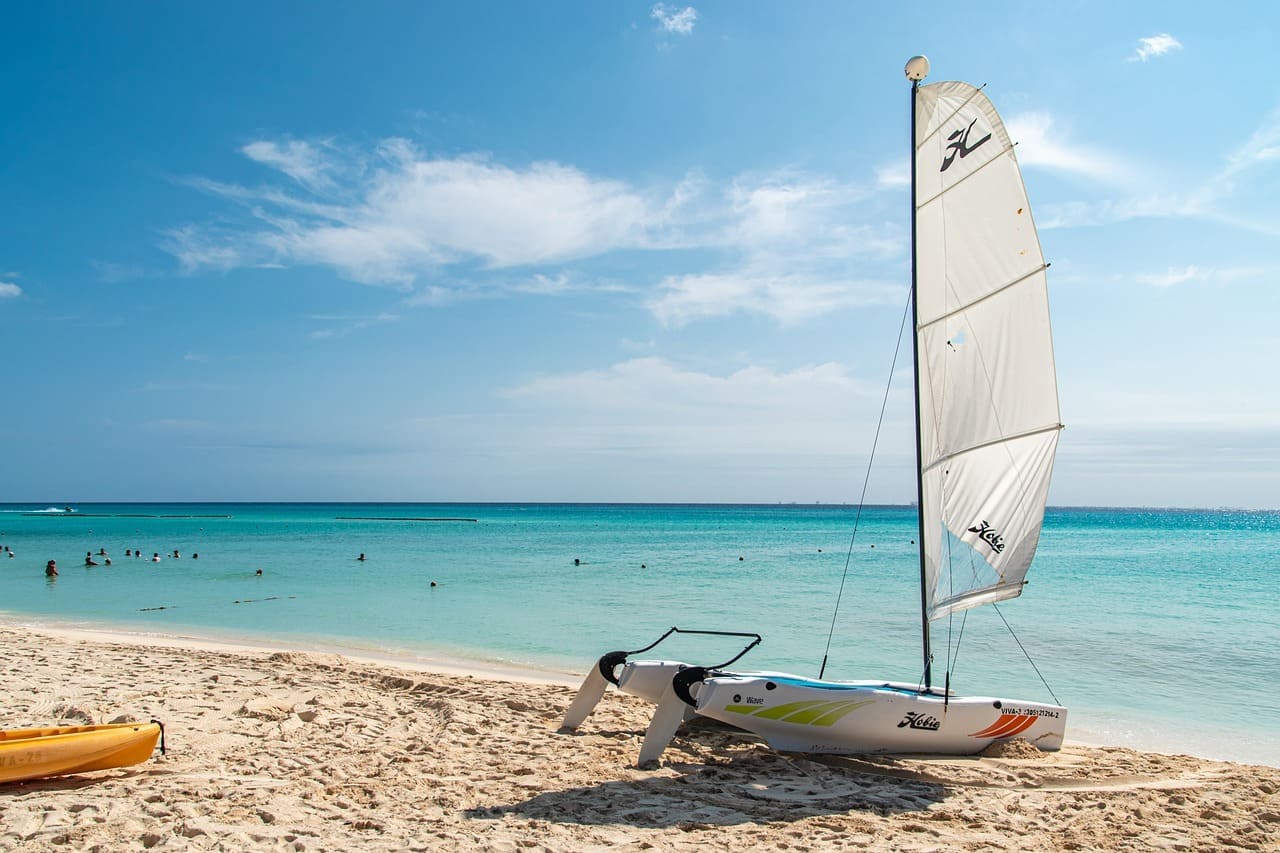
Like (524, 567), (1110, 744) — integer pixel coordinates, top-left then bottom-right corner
(779, 700), (853, 725)
(723, 698), (876, 727)
(810, 700), (875, 726)
(753, 700), (830, 720)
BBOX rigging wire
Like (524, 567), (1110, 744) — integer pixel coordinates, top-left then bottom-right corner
(949, 609), (969, 676)
(945, 545), (981, 677)
(992, 603), (1061, 706)
(818, 289), (914, 680)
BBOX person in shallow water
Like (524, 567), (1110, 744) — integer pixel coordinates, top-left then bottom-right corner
(45, 560), (57, 577)
(357, 553), (366, 561)
(84, 552), (97, 566)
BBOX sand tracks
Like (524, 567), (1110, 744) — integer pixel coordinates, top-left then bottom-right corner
(1, 624), (1277, 851)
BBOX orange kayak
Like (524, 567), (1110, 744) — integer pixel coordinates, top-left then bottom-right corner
(0, 721), (164, 784)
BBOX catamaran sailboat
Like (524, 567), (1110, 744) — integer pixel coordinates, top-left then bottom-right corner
(561, 56), (1066, 763)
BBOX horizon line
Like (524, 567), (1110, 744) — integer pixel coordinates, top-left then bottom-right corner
(2, 501), (1276, 513)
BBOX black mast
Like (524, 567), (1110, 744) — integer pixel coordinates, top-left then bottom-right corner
(908, 71), (932, 692)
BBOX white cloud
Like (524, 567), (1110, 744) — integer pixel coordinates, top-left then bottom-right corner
(170, 140), (909, 327)
(242, 139), (339, 193)
(874, 162), (909, 189)
(1137, 265), (1200, 287)
(1006, 112), (1124, 182)
(651, 4), (697, 35)
(1134, 264), (1270, 288)
(92, 261), (145, 282)
(512, 273), (572, 295)
(174, 144), (659, 284)
(620, 337), (656, 352)
(636, 170), (903, 326)
(1220, 106), (1280, 181)
(506, 357), (860, 411)
(728, 175), (841, 244)
(1037, 194), (1197, 229)
(163, 224), (250, 273)
(0, 281), (22, 299)
(1129, 33), (1182, 63)
(479, 356), (917, 503)
(394, 355), (919, 502)
(308, 311), (399, 340)
(183, 352), (209, 363)
(648, 269), (899, 327)
(403, 285), (463, 307)
(498, 356), (899, 456)
(1040, 104), (1280, 234)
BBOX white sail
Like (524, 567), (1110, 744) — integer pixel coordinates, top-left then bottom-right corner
(913, 81), (1062, 621)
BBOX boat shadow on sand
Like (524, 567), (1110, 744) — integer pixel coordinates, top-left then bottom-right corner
(470, 721), (952, 829)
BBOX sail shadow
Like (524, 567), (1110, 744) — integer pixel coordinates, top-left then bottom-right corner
(466, 750), (949, 828)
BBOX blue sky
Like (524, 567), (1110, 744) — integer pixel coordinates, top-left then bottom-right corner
(2, 2), (1277, 507)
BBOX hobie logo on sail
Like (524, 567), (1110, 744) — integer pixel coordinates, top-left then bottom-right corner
(967, 520), (1005, 553)
(941, 118), (992, 172)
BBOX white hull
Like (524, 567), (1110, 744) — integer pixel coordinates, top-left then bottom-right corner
(690, 673), (1065, 755)
(574, 660), (1066, 762)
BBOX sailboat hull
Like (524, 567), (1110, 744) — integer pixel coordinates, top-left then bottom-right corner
(691, 674), (1065, 755)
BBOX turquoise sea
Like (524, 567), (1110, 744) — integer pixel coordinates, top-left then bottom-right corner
(1, 502), (1276, 767)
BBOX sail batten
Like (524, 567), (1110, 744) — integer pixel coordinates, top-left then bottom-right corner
(930, 582), (1025, 617)
(914, 143), (1016, 210)
(914, 84), (985, 150)
(913, 79), (1060, 624)
(921, 422), (1064, 477)
(918, 263), (1049, 330)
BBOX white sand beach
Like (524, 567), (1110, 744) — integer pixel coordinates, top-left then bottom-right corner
(2, 622), (1277, 851)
